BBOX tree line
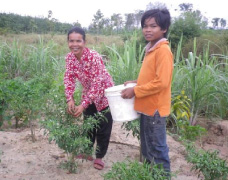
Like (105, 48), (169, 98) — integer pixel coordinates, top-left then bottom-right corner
(0, 12), (77, 35)
(1, 2), (227, 35)
(0, 2), (227, 48)
(0, 9), (144, 35)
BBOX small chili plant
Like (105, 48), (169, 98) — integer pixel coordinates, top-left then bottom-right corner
(41, 83), (102, 173)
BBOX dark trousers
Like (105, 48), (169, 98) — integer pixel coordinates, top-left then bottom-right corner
(83, 103), (113, 159)
(140, 111), (170, 173)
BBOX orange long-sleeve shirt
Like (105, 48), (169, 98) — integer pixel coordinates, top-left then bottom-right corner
(134, 40), (173, 117)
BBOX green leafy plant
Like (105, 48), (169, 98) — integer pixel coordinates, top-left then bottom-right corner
(4, 76), (51, 141)
(41, 80), (102, 173)
(121, 119), (140, 140)
(42, 113), (99, 173)
(177, 120), (206, 141)
(169, 90), (191, 127)
(185, 143), (228, 180)
(0, 73), (8, 127)
(103, 159), (172, 180)
(168, 90), (207, 141)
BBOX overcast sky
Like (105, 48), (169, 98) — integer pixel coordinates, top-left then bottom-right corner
(1, 0), (227, 27)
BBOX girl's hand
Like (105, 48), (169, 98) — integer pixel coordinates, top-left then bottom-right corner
(73, 104), (84, 117)
(67, 99), (76, 115)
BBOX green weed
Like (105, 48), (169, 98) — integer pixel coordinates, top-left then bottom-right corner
(185, 143), (228, 180)
(103, 160), (173, 180)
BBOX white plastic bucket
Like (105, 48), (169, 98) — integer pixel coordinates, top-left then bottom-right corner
(105, 83), (140, 122)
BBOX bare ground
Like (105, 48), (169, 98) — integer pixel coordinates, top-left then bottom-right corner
(0, 119), (228, 180)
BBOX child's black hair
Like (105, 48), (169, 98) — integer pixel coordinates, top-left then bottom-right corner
(141, 9), (171, 38)
(67, 26), (86, 41)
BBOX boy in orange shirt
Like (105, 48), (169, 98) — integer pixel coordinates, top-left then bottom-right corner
(121, 9), (173, 175)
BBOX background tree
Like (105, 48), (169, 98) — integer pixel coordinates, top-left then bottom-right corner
(220, 18), (226, 29)
(47, 10), (52, 19)
(146, 1), (167, 10)
(134, 10), (144, 28)
(47, 10), (56, 33)
(110, 13), (123, 33)
(212, 18), (220, 29)
(29, 18), (37, 33)
(169, 4), (208, 53)
(124, 13), (135, 31)
(73, 21), (81, 28)
(89, 9), (105, 34)
(101, 17), (113, 35)
(179, 3), (193, 12)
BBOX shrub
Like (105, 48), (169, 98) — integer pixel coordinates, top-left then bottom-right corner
(186, 143), (228, 180)
(103, 160), (172, 180)
(168, 90), (206, 141)
(41, 80), (102, 173)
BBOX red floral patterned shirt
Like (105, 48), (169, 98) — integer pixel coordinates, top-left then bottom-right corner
(64, 47), (114, 111)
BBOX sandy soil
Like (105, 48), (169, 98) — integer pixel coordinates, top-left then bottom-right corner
(0, 119), (228, 180)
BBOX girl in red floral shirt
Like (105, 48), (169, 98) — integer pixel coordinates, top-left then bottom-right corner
(64, 27), (114, 170)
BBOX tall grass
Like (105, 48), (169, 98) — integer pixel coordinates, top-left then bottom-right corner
(25, 37), (60, 77)
(173, 38), (228, 124)
(0, 36), (65, 79)
(106, 32), (144, 85)
(0, 40), (24, 78)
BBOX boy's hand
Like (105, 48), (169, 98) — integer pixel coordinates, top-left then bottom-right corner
(121, 87), (135, 99)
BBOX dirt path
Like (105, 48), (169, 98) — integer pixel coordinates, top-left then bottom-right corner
(1, 120), (227, 180)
